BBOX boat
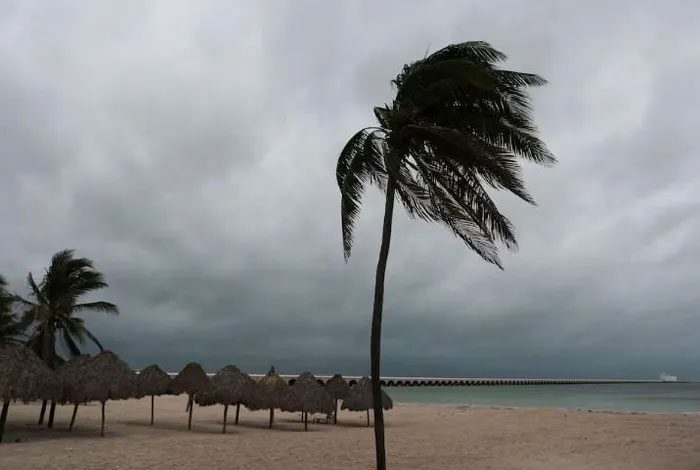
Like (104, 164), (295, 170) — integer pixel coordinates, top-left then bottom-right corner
(659, 373), (678, 382)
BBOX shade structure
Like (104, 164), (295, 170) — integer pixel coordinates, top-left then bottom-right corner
(0, 343), (61, 442)
(285, 372), (333, 431)
(194, 365), (255, 433)
(56, 355), (93, 431)
(169, 362), (210, 430)
(247, 367), (289, 428)
(137, 364), (172, 426)
(325, 374), (350, 424)
(341, 377), (393, 427)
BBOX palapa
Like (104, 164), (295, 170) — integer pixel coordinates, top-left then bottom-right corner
(325, 374), (350, 424)
(0, 343), (61, 442)
(56, 354), (93, 431)
(138, 364), (172, 426)
(248, 366), (289, 428)
(195, 365), (256, 433)
(286, 372), (333, 431)
(341, 377), (393, 427)
(169, 362), (210, 430)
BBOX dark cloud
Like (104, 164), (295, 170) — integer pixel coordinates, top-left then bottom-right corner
(1, 1), (699, 380)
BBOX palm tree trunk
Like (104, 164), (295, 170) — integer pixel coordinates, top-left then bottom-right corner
(0, 401), (9, 443)
(370, 171), (396, 470)
(38, 400), (47, 425)
(222, 405), (228, 434)
(100, 401), (106, 437)
(187, 395), (194, 430)
(304, 411), (308, 431)
(235, 402), (240, 425)
(47, 400), (56, 428)
(69, 404), (78, 431)
(268, 408), (274, 428)
(334, 398), (339, 424)
(150, 395), (155, 426)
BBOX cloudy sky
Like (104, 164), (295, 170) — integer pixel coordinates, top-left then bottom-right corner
(1, 1), (698, 379)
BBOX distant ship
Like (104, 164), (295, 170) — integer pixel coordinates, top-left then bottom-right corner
(659, 373), (678, 382)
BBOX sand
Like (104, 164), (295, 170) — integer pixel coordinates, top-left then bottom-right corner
(1, 396), (700, 469)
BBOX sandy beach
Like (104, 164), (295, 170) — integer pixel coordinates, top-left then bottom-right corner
(1, 396), (699, 469)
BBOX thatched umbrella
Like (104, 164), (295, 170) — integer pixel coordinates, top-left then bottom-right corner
(341, 377), (393, 427)
(80, 351), (139, 437)
(248, 366), (289, 428)
(325, 374), (350, 424)
(56, 355), (93, 431)
(0, 343), (61, 442)
(169, 362), (210, 430)
(138, 364), (171, 426)
(195, 365), (255, 433)
(286, 372), (333, 431)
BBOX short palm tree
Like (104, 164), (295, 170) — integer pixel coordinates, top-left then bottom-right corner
(336, 41), (555, 470)
(16, 249), (118, 427)
(0, 275), (22, 344)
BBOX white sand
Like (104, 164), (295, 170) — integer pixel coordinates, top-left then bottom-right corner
(1, 396), (700, 469)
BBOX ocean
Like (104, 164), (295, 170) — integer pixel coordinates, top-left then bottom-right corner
(387, 383), (700, 413)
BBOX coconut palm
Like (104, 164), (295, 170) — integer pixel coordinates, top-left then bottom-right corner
(0, 275), (22, 344)
(336, 41), (554, 469)
(16, 249), (118, 427)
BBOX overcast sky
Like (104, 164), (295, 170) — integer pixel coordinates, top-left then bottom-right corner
(1, 1), (698, 379)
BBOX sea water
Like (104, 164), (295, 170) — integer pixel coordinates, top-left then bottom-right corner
(387, 383), (700, 413)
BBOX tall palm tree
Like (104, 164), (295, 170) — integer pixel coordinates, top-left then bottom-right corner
(17, 249), (118, 427)
(336, 41), (555, 469)
(0, 275), (23, 344)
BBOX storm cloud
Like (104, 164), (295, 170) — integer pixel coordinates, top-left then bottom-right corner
(1, 0), (699, 379)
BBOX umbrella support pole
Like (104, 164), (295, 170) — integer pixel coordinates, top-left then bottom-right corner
(150, 395), (155, 426)
(269, 408), (274, 428)
(235, 402), (240, 425)
(38, 400), (47, 425)
(100, 401), (106, 437)
(187, 395), (194, 431)
(69, 404), (79, 431)
(222, 405), (228, 434)
(366, 409), (370, 427)
(304, 412), (308, 431)
(47, 400), (56, 428)
(334, 399), (338, 424)
(0, 401), (9, 443)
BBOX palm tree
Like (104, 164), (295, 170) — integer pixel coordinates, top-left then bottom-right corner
(0, 275), (23, 344)
(16, 249), (118, 427)
(336, 41), (555, 469)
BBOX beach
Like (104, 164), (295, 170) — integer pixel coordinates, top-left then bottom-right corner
(2, 396), (700, 469)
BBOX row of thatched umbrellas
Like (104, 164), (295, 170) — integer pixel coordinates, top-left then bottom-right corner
(0, 343), (393, 441)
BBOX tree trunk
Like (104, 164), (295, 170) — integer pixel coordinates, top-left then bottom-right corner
(268, 408), (274, 428)
(222, 404), (228, 434)
(370, 171), (396, 470)
(69, 404), (78, 431)
(100, 401), (106, 437)
(334, 398), (339, 424)
(304, 411), (308, 431)
(150, 395), (155, 426)
(38, 400), (47, 425)
(47, 400), (56, 428)
(235, 402), (240, 425)
(187, 395), (194, 430)
(0, 401), (9, 443)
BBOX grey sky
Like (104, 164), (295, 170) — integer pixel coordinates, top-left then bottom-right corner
(1, 1), (698, 379)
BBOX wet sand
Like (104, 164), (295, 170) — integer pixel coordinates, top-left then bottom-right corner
(1, 396), (700, 469)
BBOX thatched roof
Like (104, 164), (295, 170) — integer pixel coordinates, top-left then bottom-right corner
(0, 342), (61, 402)
(169, 362), (210, 396)
(56, 354), (93, 404)
(195, 365), (255, 406)
(325, 374), (350, 400)
(247, 368), (288, 410)
(341, 377), (393, 412)
(284, 372), (334, 414)
(80, 351), (139, 402)
(138, 364), (171, 396)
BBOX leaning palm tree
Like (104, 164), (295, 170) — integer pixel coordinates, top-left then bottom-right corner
(0, 275), (23, 344)
(16, 249), (118, 427)
(336, 41), (555, 469)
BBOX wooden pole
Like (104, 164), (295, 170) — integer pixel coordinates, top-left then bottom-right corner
(187, 395), (194, 431)
(367, 409), (370, 427)
(47, 400), (56, 428)
(38, 400), (47, 425)
(334, 399), (339, 424)
(235, 402), (240, 425)
(150, 395), (155, 426)
(100, 401), (106, 437)
(222, 405), (228, 434)
(268, 407), (274, 428)
(0, 401), (9, 443)
(304, 411), (308, 431)
(69, 404), (79, 431)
